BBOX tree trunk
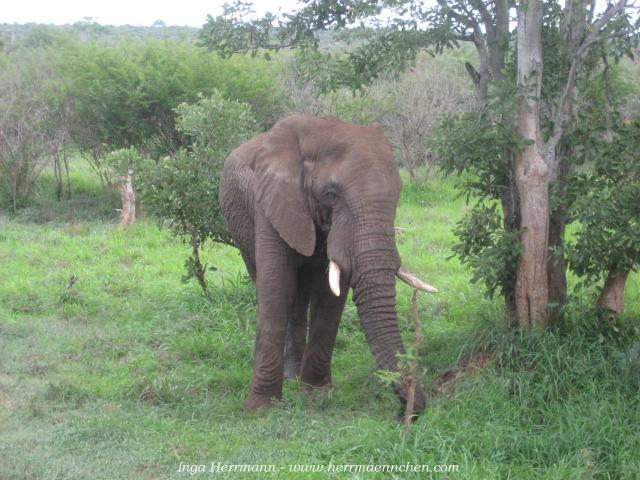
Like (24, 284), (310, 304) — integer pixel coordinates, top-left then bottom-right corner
(179, 213), (209, 295)
(463, 5), (516, 323)
(54, 152), (63, 200)
(515, 0), (549, 329)
(597, 270), (628, 315)
(547, 208), (567, 317)
(119, 169), (135, 228)
(62, 143), (71, 199)
(499, 201), (518, 323)
(53, 144), (71, 200)
(499, 164), (519, 323)
(547, 151), (570, 320)
(190, 240), (209, 295)
(491, 0), (510, 81)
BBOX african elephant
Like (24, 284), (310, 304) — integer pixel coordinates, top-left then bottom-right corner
(219, 115), (436, 415)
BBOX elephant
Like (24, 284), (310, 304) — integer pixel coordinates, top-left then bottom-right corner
(219, 115), (437, 415)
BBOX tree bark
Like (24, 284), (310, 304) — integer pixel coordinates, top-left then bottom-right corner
(597, 270), (628, 315)
(547, 206), (567, 315)
(547, 144), (572, 320)
(119, 169), (135, 228)
(515, 0), (549, 329)
(491, 0), (510, 80)
(491, 1), (517, 324)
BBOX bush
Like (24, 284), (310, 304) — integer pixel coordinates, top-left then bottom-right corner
(137, 91), (256, 293)
(566, 118), (640, 288)
(0, 48), (61, 211)
(103, 147), (145, 185)
(60, 39), (284, 159)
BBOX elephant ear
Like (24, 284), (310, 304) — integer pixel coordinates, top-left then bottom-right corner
(252, 121), (316, 257)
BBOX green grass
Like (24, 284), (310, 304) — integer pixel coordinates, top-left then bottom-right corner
(1, 163), (639, 479)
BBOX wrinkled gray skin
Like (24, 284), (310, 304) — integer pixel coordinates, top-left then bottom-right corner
(219, 115), (426, 415)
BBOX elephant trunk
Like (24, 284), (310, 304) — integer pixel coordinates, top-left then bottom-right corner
(350, 231), (426, 415)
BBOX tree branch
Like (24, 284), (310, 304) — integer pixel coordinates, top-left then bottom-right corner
(436, 0), (480, 32)
(465, 61), (482, 88)
(546, 0), (630, 174)
(468, 0), (496, 36)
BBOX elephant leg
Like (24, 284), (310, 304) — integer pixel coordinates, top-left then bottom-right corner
(300, 270), (348, 388)
(244, 212), (298, 411)
(284, 276), (310, 379)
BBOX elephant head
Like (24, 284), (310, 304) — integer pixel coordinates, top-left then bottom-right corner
(251, 115), (436, 413)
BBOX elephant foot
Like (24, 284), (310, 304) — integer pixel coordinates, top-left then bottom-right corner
(242, 394), (278, 412)
(300, 363), (331, 389)
(300, 378), (332, 398)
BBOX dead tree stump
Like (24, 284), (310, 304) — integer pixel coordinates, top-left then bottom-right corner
(119, 169), (135, 228)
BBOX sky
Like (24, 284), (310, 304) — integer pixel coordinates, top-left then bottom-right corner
(0, 0), (620, 29)
(0, 0), (300, 27)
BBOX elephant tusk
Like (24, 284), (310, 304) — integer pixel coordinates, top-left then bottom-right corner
(396, 266), (438, 293)
(328, 260), (341, 297)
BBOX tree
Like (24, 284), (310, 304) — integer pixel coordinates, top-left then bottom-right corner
(51, 101), (72, 201)
(567, 109), (640, 316)
(431, 106), (523, 310)
(136, 92), (256, 293)
(425, 0), (637, 328)
(510, 0), (637, 327)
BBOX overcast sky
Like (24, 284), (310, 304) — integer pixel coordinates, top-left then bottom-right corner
(1, 0), (619, 29)
(1, 0), (300, 27)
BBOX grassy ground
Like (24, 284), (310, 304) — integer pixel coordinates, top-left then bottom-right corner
(1, 162), (639, 479)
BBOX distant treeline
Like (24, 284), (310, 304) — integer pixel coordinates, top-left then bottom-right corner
(0, 27), (290, 211)
(0, 20), (479, 212)
(0, 21), (340, 52)
(0, 21), (200, 48)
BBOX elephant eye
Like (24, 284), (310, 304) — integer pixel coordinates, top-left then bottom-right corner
(324, 190), (339, 205)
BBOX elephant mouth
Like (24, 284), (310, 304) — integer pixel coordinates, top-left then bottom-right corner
(327, 259), (438, 296)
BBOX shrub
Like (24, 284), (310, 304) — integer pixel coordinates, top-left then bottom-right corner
(136, 91), (256, 293)
(60, 39), (283, 160)
(0, 48), (60, 211)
